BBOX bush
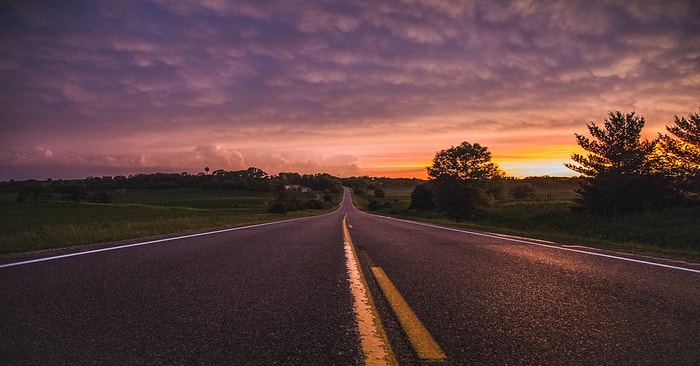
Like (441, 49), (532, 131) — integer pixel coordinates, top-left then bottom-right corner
(409, 184), (435, 210)
(432, 176), (493, 220)
(90, 191), (114, 203)
(268, 200), (288, 214)
(16, 181), (51, 202)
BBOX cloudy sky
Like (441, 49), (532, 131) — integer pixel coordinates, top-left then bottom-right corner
(1, 0), (698, 180)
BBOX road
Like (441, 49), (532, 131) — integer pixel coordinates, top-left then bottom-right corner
(1, 188), (699, 365)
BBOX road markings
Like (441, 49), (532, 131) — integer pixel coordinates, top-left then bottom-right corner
(342, 214), (397, 366)
(371, 267), (447, 361)
(0, 217), (313, 269)
(369, 214), (700, 274)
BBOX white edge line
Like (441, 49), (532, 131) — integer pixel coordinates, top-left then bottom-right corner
(361, 211), (700, 274)
(0, 216), (313, 269)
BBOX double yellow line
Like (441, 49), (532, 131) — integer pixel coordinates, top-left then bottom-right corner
(343, 214), (446, 364)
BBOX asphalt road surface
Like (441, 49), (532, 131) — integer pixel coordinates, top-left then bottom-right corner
(2, 188), (699, 365)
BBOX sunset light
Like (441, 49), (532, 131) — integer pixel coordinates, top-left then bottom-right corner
(1, 1), (698, 181)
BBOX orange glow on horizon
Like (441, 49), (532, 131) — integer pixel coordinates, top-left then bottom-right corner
(354, 141), (582, 179)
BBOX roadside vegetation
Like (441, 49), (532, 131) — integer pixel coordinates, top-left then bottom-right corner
(0, 170), (342, 254)
(348, 177), (700, 259)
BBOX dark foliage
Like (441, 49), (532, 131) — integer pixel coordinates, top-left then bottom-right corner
(15, 180), (51, 202)
(510, 182), (537, 199)
(409, 184), (435, 210)
(61, 184), (90, 202)
(566, 111), (672, 213)
(574, 173), (680, 214)
(428, 141), (503, 180)
(426, 141), (502, 220)
(431, 175), (493, 220)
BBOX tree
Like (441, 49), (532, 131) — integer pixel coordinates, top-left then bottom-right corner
(657, 110), (700, 200)
(659, 111), (700, 175)
(565, 111), (656, 177)
(565, 111), (674, 213)
(427, 141), (504, 219)
(428, 142), (503, 180)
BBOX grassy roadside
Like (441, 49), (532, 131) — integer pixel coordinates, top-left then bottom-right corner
(0, 189), (336, 254)
(352, 185), (700, 261)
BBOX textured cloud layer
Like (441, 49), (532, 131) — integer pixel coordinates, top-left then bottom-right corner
(1, 0), (698, 179)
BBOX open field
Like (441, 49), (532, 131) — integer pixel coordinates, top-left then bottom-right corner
(3, 178), (698, 260)
(355, 179), (700, 260)
(0, 189), (335, 254)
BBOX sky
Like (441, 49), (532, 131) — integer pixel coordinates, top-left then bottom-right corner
(1, 0), (699, 181)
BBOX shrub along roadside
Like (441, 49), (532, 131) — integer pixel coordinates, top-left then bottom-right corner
(352, 187), (700, 260)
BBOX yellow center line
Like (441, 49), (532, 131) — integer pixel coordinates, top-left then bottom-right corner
(371, 267), (447, 362)
(343, 214), (397, 366)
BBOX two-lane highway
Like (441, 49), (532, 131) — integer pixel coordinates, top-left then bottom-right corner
(2, 188), (699, 365)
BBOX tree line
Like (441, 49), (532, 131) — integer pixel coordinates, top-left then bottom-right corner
(4, 167), (343, 207)
(411, 110), (700, 219)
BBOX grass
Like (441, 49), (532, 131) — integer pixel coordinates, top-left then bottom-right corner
(0, 189), (335, 254)
(356, 181), (700, 260)
(4, 181), (698, 260)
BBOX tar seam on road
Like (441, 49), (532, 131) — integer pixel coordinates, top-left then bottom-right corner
(369, 214), (700, 275)
(0, 216), (313, 269)
(371, 267), (447, 362)
(343, 214), (398, 366)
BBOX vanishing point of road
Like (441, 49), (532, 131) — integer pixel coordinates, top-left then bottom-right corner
(1, 188), (699, 365)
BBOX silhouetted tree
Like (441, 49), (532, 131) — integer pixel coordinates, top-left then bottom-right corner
(566, 111), (656, 177)
(428, 142), (503, 180)
(661, 111), (700, 172)
(427, 141), (503, 219)
(566, 111), (675, 213)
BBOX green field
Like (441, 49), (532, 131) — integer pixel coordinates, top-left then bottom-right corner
(0, 189), (334, 254)
(3, 179), (698, 260)
(355, 179), (700, 260)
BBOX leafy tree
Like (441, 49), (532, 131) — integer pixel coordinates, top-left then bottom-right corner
(428, 141), (503, 180)
(374, 189), (386, 198)
(427, 141), (504, 219)
(565, 111), (675, 213)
